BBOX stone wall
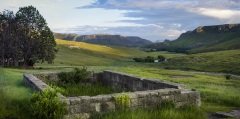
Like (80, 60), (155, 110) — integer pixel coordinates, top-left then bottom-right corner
(23, 70), (201, 119)
(65, 89), (200, 118)
(94, 70), (181, 91)
(23, 74), (50, 91)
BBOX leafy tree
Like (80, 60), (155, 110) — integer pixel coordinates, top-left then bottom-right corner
(0, 10), (20, 66)
(16, 6), (57, 66)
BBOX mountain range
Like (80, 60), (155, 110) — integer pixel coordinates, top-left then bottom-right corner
(147, 23), (240, 53)
(54, 33), (152, 47)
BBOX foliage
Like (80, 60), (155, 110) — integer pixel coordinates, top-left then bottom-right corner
(0, 6), (56, 67)
(158, 55), (166, 62)
(30, 88), (66, 119)
(225, 74), (231, 80)
(133, 56), (157, 63)
(144, 56), (155, 62)
(132, 57), (144, 62)
(58, 67), (91, 84)
(114, 93), (130, 109)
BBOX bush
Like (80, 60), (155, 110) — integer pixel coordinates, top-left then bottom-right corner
(157, 55), (166, 62)
(145, 56), (155, 62)
(30, 88), (66, 119)
(58, 67), (91, 84)
(225, 74), (231, 80)
(114, 93), (130, 109)
(133, 58), (144, 62)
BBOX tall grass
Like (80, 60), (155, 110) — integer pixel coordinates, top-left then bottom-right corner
(50, 82), (116, 96)
(91, 105), (206, 119)
(0, 68), (33, 119)
(116, 66), (240, 111)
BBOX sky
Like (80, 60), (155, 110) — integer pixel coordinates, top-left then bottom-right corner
(0, 0), (240, 42)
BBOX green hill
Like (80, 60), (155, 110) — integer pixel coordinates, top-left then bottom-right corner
(38, 39), (183, 66)
(147, 24), (240, 53)
(160, 50), (240, 75)
(54, 33), (152, 47)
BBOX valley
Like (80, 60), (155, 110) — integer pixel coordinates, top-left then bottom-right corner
(1, 39), (240, 119)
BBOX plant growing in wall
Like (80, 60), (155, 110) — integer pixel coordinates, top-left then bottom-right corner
(30, 88), (67, 119)
(58, 67), (91, 84)
(114, 93), (130, 109)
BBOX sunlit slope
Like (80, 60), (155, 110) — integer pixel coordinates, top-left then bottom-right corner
(56, 39), (133, 57)
(38, 39), (184, 66)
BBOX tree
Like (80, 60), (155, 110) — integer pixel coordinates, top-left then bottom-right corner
(16, 6), (57, 66)
(145, 56), (155, 62)
(0, 6), (56, 67)
(0, 10), (20, 66)
(157, 55), (166, 62)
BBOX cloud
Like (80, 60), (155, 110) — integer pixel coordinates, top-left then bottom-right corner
(189, 8), (240, 21)
(76, 0), (240, 41)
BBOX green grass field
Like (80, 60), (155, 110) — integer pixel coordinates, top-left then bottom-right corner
(1, 39), (240, 119)
(161, 49), (240, 75)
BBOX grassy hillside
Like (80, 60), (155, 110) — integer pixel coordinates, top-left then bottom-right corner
(146, 24), (240, 53)
(160, 50), (240, 74)
(39, 39), (184, 66)
(2, 39), (240, 119)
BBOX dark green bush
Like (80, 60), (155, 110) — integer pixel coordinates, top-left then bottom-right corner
(58, 67), (91, 84)
(145, 56), (155, 62)
(133, 58), (144, 62)
(157, 55), (166, 62)
(30, 88), (66, 119)
(225, 74), (231, 80)
(133, 56), (155, 63)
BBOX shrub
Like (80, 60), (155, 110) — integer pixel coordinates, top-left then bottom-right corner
(133, 58), (144, 62)
(30, 88), (66, 119)
(145, 56), (155, 62)
(58, 67), (91, 84)
(114, 93), (130, 109)
(157, 55), (166, 62)
(225, 74), (231, 80)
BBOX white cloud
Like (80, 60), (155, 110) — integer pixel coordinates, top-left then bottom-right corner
(191, 8), (240, 20)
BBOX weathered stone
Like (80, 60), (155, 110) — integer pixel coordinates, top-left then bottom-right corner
(23, 70), (201, 119)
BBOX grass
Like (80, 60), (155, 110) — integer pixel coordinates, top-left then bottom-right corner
(91, 106), (206, 119)
(0, 68), (33, 119)
(114, 66), (240, 112)
(48, 82), (115, 97)
(1, 39), (240, 119)
(160, 49), (240, 75)
(1, 66), (239, 119)
(38, 39), (184, 66)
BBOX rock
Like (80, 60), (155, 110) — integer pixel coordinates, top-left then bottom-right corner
(214, 112), (234, 118)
